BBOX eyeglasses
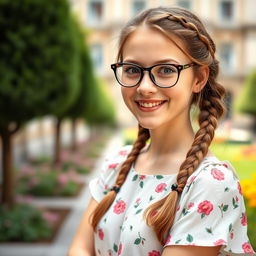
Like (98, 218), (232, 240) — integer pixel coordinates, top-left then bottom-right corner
(111, 62), (197, 88)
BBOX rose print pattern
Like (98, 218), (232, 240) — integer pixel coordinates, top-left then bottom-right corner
(113, 199), (126, 214)
(197, 200), (214, 218)
(89, 145), (255, 256)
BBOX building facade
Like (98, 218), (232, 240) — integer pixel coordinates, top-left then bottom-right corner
(70, 0), (256, 127)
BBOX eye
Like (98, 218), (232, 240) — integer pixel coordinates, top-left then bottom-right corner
(124, 66), (141, 75)
(158, 65), (177, 75)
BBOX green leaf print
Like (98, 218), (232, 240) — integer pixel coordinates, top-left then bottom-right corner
(201, 213), (206, 219)
(175, 239), (181, 244)
(139, 181), (144, 188)
(156, 175), (164, 179)
(224, 187), (230, 192)
(206, 227), (213, 235)
(132, 174), (138, 181)
(134, 238), (141, 245)
(186, 234), (193, 243)
(229, 223), (233, 232)
(136, 209), (143, 214)
(232, 197), (238, 209)
(113, 243), (118, 252)
(149, 195), (154, 202)
(130, 225), (133, 231)
(223, 205), (229, 212)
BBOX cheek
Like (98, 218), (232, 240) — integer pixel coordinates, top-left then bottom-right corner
(121, 88), (134, 108)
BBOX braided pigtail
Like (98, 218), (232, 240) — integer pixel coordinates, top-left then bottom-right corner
(91, 124), (150, 230)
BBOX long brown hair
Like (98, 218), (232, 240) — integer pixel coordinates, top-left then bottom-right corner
(91, 7), (225, 245)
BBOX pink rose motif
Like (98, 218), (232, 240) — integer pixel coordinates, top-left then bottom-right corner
(104, 184), (109, 190)
(98, 228), (104, 240)
(188, 176), (197, 184)
(118, 242), (122, 256)
(139, 175), (146, 180)
(238, 181), (242, 195)
(177, 205), (181, 211)
(119, 150), (128, 156)
(197, 200), (214, 216)
(235, 196), (239, 203)
(188, 202), (194, 209)
(230, 233), (234, 239)
(155, 183), (167, 193)
(241, 213), (248, 226)
(108, 163), (118, 169)
(211, 168), (225, 180)
(165, 234), (171, 245)
(242, 242), (254, 253)
(135, 198), (141, 203)
(148, 250), (161, 256)
(213, 239), (226, 246)
(113, 200), (126, 214)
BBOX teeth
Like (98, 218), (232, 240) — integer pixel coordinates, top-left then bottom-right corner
(139, 101), (164, 108)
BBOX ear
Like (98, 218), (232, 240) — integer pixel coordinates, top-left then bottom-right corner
(192, 65), (209, 93)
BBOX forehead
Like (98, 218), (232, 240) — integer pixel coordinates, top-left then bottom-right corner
(122, 25), (189, 64)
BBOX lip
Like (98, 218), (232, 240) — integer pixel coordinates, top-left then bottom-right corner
(135, 99), (167, 112)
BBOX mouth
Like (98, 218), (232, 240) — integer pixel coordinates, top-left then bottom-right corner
(135, 100), (167, 111)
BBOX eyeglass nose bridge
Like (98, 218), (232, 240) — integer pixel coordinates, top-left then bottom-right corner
(139, 66), (157, 85)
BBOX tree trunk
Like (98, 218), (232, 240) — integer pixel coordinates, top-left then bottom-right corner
(0, 128), (14, 208)
(54, 118), (62, 165)
(71, 118), (77, 151)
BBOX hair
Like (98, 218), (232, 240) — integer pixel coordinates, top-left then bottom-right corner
(91, 7), (226, 245)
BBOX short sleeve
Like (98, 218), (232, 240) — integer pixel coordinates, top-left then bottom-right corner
(89, 145), (132, 202)
(164, 160), (256, 255)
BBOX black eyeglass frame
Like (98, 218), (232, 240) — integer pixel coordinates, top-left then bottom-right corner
(111, 62), (197, 88)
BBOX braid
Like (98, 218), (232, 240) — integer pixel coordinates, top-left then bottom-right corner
(91, 124), (150, 230)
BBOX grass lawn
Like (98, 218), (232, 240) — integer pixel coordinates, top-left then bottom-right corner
(210, 142), (256, 180)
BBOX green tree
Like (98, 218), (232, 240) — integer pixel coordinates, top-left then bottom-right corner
(0, 0), (80, 207)
(237, 69), (256, 130)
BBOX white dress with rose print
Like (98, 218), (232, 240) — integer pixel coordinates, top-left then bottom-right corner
(89, 145), (255, 256)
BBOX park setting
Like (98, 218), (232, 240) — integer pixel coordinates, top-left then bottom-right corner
(0, 0), (255, 255)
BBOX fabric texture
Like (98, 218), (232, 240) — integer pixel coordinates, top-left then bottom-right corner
(89, 145), (255, 256)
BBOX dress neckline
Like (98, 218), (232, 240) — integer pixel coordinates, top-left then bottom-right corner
(131, 156), (217, 177)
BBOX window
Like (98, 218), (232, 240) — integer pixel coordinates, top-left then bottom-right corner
(219, 0), (234, 21)
(177, 0), (191, 10)
(87, 0), (103, 26)
(219, 43), (234, 72)
(132, 0), (146, 16)
(91, 44), (103, 73)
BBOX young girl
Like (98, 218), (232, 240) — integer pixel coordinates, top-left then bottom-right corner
(69, 7), (255, 256)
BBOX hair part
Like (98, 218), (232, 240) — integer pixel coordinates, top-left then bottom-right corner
(91, 6), (226, 245)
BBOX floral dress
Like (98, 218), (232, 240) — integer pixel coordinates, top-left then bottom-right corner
(89, 145), (255, 256)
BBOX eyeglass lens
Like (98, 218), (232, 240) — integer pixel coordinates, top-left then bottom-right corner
(115, 64), (179, 87)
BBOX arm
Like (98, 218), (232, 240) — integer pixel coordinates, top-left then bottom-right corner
(161, 245), (222, 256)
(68, 197), (99, 256)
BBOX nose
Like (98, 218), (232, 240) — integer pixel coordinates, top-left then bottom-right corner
(136, 71), (158, 95)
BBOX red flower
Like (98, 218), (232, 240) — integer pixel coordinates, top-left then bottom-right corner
(213, 239), (226, 246)
(113, 200), (126, 214)
(98, 228), (104, 240)
(235, 196), (239, 203)
(118, 242), (122, 256)
(230, 233), (234, 239)
(108, 163), (118, 169)
(237, 181), (242, 195)
(188, 202), (194, 209)
(155, 183), (167, 193)
(177, 205), (181, 211)
(197, 200), (214, 215)
(211, 168), (225, 180)
(148, 250), (161, 256)
(104, 184), (109, 190)
(119, 150), (128, 156)
(241, 213), (248, 226)
(242, 242), (254, 253)
(139, 175), (146, 180)
(188, 176), (196, 184)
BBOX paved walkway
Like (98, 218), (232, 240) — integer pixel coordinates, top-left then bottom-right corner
(0, 131), (124, 256)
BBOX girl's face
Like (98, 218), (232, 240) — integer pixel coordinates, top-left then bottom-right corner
(121, 26), (202, 131)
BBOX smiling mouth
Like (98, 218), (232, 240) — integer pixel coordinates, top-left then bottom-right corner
(135, 100), (167, 108)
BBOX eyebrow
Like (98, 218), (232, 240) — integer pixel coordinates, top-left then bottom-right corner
(123, 58), (180, 65)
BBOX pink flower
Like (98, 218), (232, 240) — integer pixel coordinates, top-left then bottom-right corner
(108, 163), (118, 169)
(235, 196), (239, 203)
(119, 150), (128, 156)
(139, 175), (146, 180)
(230, 233), (234, 239)
(197, 200), (214, 215)
(113, 200), (126, 214)
(135, 198), (141, 203)
(43, 211), (59, 224)
(148, 250), (161, 256)
(104, 184), (109, 190)
(155, 183), (167, 193)
(211, 168), (225, 180)
(177, 205), (181, 211)
(237, 181), (242, 195)
(98, 228), (104, 240)
(213, 239), (226, 246)
(241, 213), (248, 226)
(118, 242), (122, 255)
(242, 242), (254, 253)
(188, 176), (196, 184)
(188, 202), (194, 209)
(165, 234), (171, 244)
(57, 174), (69, 185)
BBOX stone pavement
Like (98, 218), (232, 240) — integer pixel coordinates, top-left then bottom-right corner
(0, 131), (124, 256)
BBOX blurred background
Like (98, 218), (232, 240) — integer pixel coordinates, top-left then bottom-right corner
(0, 0), (255, 255)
